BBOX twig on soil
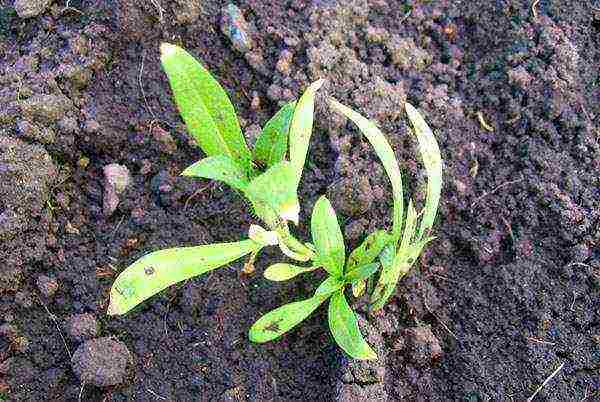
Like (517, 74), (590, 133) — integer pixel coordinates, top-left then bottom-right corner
(111, 216), (126, 239)
(477, 111), (494, 132)
(531, 0), (541, 20)
(184, 186), (210, 211)
(78, 383), (85, 402)
(570, 291), (578, 311)
(470, 177), (524, 209)
(147, 388), (167, 400)
(566, 262), (592, 269)
(38, 298), (72, 359)
(423, 300), (458, 341)
(139, 50), (159, 123)
(149, 0), (165, 23)
(526, 361), (565, 402)
(526, 337), (555, 346)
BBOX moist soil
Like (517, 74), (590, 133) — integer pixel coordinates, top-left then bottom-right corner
(0, 0), (598, 401)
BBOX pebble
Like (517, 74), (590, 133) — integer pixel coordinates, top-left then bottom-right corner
(276, 50), (293, 75)
(103, 164), (131, 216)
(14, 0), (53, 18)
(71, 337), (130, 387)
(221, 4), (254, 53)
(405, 326), (443, 367)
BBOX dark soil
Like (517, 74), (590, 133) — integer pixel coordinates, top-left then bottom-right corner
(0, 0), (598, 401)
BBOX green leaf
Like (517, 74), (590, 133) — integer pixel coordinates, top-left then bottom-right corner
(160, 43), (252, 173)
(249, 296), (324, 343)
(327, 98), (404, 244)
(314, 276), (345, 298)
(344, 263), (379, 284)
(263, 263), (318, 281)
(245, 161), (300, 226)
(108, 240), (261, 316)
(369, 243), (397, 310)
(289, 79), (325, 189)
(181, 155), (249, 191)
(328, 290), (377, 360)
(253, 102), (296, 169)
(400, 200), (417, 251)
(311, 196), (345, 278)
(405, 103), (442, 241)
(345, 230), (390, 273)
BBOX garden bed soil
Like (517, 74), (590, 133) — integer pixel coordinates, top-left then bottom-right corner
(0, 0), (598, 401)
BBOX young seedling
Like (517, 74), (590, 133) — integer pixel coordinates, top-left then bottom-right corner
(108, 43), (323, 315)
(251, 100), (443, 359)
(250, 196), (380, 360)
(327, 98), (442, 311)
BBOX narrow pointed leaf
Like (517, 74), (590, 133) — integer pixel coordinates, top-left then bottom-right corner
(369, 243), (397, 310)
(311, 196), (345, 278)
(400, 200), (417, 251)
(289, 79), (325, 189)
(249, 296), (324, 343)
(328, 290), (377, 360)
(181, 155), (249, 191)
(160, 43), (252, 173)
(405, 103), (442, 241)
(108, 240), (261, 316)
(344, 263), (379, 284)
(314, 276), (345, 298)
(328, 98), (404, 244)
(345, 230), (390, 273)
(263, 263), (318, 282)
(245, 161), (300, 226)
(254, 102), (296, 169)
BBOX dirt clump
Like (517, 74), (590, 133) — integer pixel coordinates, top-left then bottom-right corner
(71, 337), (131, 387)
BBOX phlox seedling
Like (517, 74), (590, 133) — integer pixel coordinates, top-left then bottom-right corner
(107, 43), (444, 363)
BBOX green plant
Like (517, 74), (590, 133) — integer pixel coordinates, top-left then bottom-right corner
(249, 99), (442, 359)
(108, 43), (443, 362)
(108, 43), (322, 315)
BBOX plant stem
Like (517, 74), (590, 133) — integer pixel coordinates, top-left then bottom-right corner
(276, 225), (315, 261)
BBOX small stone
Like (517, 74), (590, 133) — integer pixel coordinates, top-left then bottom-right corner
(275, 50), (293, 75)
(36, 274), (58, 298)
(221, 4), (254, 54)
(66, 314), (98, 341)
(78, 156), (90, 169)
(14, 0), (53, 18)
(244, 124), (261, 148)
(151, 125), (177, 154)
(103, 164), (131, 216)
(386, 36), (432, 70)
(16, 120), (55, 144)
(172, 0), (201, 24)
(19, 94), (73, 123)
(250, 92), (261, 110)
(0, 324), (17, 340)
(71, 337), (130, 387)
(139, 159), (152, 175)
(57, 116), (78, 133)
(365, 26), (389, 43)
(507, 66), (533, 88)
(84, 119), (101, 133)
(405, 326), (443, 367)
